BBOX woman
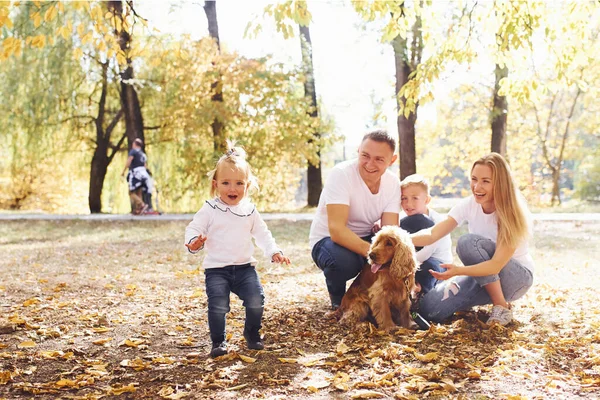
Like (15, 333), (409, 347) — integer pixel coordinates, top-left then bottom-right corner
(412, 153), (534, 326)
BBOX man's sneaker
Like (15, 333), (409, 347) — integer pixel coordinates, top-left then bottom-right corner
(210, 341), (228, 358)
(243, 330), (264, 350)
(330, 294), (343, 311)
(486, 304), (513, 326)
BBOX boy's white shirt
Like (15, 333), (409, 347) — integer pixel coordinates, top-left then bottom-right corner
(309, 159), (401, 249)
(448, 195), (534, 272)
(405, 208), (453, 264)
(184, 198), (281, 269)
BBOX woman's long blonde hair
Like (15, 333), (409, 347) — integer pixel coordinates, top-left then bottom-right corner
(207, 140), (259, 197)
(472, 153), (529, 249)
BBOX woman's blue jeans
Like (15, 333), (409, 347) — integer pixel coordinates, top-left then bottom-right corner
(419, 234), (534, 323)
(204, 264), (264, 344)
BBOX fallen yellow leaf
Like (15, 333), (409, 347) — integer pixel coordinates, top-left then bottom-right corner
(278, 358), (298, 363)
(336, 341), (350, 355)
(350, 390), (385, 399)
(120, 338), (145, 347)
(238, 354), (256, 363)
(415, 352), (438, 362)
(23, 298), (41, 307)
(109, 383), (137, 395)
(17, 341), (36, 349)
(55, 378), (78, 388)
(93, 337), (112, 345)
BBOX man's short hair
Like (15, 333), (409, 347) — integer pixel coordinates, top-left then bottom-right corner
(134, 138), (143, 146)
(362, 129), (395, 152)
(400, 174), (430, 196)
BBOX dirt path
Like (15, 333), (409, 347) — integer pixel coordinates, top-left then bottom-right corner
(0, 219), (599, 399)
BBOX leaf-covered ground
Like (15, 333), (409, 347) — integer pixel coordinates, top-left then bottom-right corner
(0, 218), (599, 399)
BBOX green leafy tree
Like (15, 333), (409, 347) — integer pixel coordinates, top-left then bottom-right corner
(247, 1), (326, 206)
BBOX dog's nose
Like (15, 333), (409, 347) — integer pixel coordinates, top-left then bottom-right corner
(368, 252), (376, 261)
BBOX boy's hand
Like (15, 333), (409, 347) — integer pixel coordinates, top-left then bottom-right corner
(185, 235), (207, 252)
(371, 222), (381, 234)
(272, 253), (291, 265)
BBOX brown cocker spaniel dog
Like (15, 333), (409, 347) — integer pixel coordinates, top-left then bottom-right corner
(334, 226), (418, 331)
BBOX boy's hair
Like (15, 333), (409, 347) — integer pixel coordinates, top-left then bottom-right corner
(400, 174), (430, 196)
(362, 129), (396, 152)
(133, 138), (143, 147)
(208, 140), (259, 197)
(472, 153), (529, 249)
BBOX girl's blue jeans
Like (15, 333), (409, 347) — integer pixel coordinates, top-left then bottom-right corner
(204, 264), (264, 344)
(419, 234), (534, 322)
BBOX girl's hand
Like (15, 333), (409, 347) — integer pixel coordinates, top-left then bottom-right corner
(272, 253), (291, 265)
(430, 263), (460, 280)
(185, 235), (207, 252)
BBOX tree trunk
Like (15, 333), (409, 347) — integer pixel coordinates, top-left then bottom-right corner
(551, 168), (561, 206)
(491, 63), (508, 156)
(203, 0), (226, 155)
(299, 24), (323, 207)
(87, 61), (125, 213)
(89, 142), (109, 213)
(392, 17), (421, 180)
(108, 1), (145, 150)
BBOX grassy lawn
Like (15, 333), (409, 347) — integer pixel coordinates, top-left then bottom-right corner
(0, 219), (599, 399)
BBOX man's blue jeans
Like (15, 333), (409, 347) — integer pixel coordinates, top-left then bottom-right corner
(311, 235), (372, 303)
(419, 234), (534, 322)
(204, 264), (264, 344)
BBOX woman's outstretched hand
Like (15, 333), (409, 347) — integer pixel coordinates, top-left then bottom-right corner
(430, 263), (460, 280)
(185, 235), (207, 252)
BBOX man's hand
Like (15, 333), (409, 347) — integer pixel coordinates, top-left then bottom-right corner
(272, 253), (291, 265)
(185, 235), (207, 252)
(430, 263), (460, 280)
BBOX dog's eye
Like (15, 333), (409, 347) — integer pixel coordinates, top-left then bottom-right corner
(385, 240), (393, 247)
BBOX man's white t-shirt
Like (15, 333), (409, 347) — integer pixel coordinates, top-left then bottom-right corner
(309, 159), (401, 249)
(448, 195), (534, 272)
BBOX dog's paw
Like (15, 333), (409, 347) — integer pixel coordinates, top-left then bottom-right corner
(407, 321), (419, 330)
(380, 323), (397, 333)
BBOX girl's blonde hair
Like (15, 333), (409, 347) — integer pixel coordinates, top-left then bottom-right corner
(472, 153), (529, 249)
(208, 140), (259, 197)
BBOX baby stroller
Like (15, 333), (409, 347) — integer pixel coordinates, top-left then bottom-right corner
(127, 168), (161, 215)
(141, 171), (161, 215)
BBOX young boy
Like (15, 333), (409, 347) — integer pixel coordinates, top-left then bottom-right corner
(400, 174), (453, 294)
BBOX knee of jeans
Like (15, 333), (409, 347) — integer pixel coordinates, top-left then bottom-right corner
(243, 294), (264, 309)
(456, 234), (475, 260)
(457, 234), (493, 264)
(508, 281), (533, 302)
(418, 281), (461, 323)
(207, 296), (230, 314)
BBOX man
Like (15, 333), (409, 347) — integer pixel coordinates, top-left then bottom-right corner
(121, 138), (150, 214)
(309, 130), (400, 310)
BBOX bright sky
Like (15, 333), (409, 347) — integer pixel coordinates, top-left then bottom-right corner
(137, 1), (402, 156)
(136, 1), (490, 159)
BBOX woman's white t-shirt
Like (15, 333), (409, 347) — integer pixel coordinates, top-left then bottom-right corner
(309, 159), (401, 249)
(448, 196), (534, 272)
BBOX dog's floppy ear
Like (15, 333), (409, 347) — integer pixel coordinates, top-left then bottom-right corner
(390, 234), (417, 281)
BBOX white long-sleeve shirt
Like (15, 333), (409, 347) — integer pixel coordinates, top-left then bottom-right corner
(407, 208), (453, 264)
(184, 198), (282, 269)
